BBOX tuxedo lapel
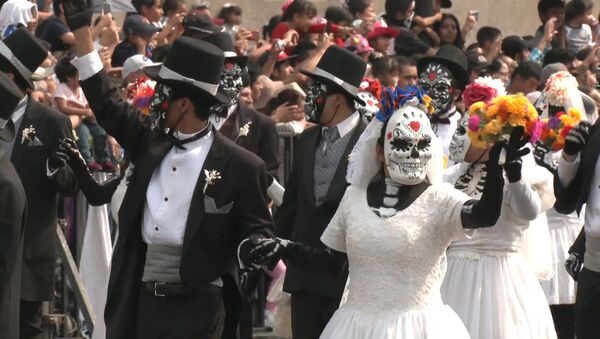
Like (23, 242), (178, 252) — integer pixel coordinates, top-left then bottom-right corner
(322, 120), (365, 204)
(303, 127), (320, 207)
(11, 98), (35, 172)
(182, 130), (228, 257)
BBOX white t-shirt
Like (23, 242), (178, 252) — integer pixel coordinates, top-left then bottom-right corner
(53, 82), (88, 108)
(565, 24), (593, 54)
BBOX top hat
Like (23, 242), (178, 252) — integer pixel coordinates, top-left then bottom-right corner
(202, 32), (248, 67)
(0, 28), (48, 90)
(301, 45), (367, 106)
(183, 12), (224, 35)
(0, 71), (25, 141)
(144, 37), (228, 105)
(418, 45), (468, 90)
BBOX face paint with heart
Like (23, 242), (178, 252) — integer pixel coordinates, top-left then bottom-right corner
(355, 91), (379, 121)
(418, 62), (454, 116)
(384, 105), (434, 185)
(449, 113), (471, 162)
(304, 80), (327, 123)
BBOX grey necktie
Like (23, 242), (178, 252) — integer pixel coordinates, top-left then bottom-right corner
(321, 127), (340, 154)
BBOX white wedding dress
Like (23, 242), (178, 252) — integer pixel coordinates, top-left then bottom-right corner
(319, 184), (472, 339)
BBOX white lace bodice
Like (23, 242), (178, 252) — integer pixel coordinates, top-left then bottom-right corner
(321, 184), (470, 315)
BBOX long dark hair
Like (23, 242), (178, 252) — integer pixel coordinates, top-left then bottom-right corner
(264, 89), (303, 116)
(433, 14), (465, 50)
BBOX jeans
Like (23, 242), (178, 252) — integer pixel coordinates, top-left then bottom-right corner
(76, 120), (109, 163)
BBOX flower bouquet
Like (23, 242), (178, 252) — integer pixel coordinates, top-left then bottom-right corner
(538, 108), (582, 151)
(467, 94), (541, 148)
(462, 76), (507, 109)
(128, 78), (156, 116)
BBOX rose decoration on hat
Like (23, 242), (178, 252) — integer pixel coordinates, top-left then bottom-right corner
(538, 108), (582, 151)
(467, 94), (541, 148)
(129, 78), (157, 116)
(462, 76), (507, 109)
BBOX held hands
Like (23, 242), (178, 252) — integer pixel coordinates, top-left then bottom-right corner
(533, 141), (558, 175)
(564, 121), (592, 156)
(61, 0), (93, 31)
(239, 237), (288, 271)
(565, 252), (583, 281)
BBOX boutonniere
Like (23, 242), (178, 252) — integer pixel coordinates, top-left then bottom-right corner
(203, 169), (222, 193)
(21, 125), (43, 146)
(236, 122), (252, 141)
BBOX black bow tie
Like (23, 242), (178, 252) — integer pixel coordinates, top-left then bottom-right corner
(430, 111), (457, 125)
(166, 123), (211, 150)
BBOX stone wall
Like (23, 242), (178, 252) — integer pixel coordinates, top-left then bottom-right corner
(203, 0), (600, 44)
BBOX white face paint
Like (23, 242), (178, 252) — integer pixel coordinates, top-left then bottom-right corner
(449, 114), (471, 162)
(384, 106), (434, 185)
(355, 91), (379, 121)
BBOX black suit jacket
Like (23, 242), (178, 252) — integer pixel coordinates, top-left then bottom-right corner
(274, 119), (366, 299)
(10, 97), (78, 301)
(80, 70), (274, 339)
(0, 150), (26, 338)
(233, 104), (280, 180)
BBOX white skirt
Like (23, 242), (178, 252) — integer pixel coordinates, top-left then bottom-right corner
(441, 251), (557, 339)
(540, 212), (582, 305)
(320, 304), (471, 339)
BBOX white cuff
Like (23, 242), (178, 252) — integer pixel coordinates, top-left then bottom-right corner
(70, 51), (104, 81)
(46, 160), (59, 177)
(558, 153), (580, 188)
(237, 239), (250, 270)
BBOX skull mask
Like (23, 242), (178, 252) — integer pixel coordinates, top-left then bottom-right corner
(418, 62), (454, 116)
(148, 83), (172, 132)
(449, 113), (471, 162)
(355, 91), (379, 121)
(304, 80), (327, 123)
(210, 61), (244, 116)
(384, 106), (434, 185)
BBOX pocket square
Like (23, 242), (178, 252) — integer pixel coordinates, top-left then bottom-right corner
(25, 137), (44, 147)
(204, 196), (234, 214)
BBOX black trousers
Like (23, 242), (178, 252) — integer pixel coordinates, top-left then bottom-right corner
(137, 286), (225, 339)
(575, 268), (600, 339)
(291, 290), (340, 339)
(19, 300), (42, 339)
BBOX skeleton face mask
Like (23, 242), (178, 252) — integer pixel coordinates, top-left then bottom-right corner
(418, 62), (454, 116)
(449, 113), (471, 162)
(305, 80), (327, 123)
(210, 61), (244, 116)
(148, 83), (172, 132)
(355, 91), (379, 121)
(384, 106), (434, 185)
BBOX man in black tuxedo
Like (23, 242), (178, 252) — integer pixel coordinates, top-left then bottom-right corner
(64, 1), (275, 337)
(0, 72), (28, 339)
(274, 45), (367, 339)
(0, 28), (77, 339)
(202, 32), (281, 339)
(554, 120), (600, 339)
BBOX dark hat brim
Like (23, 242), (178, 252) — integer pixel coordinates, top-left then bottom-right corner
(300, 70), (366, 107)
(0, 53), (33, 90)
(441, 0), (452, 8)
(226, 55), (248, 68)
(144, 64), (229, 105)
(418, 55), (469, 91)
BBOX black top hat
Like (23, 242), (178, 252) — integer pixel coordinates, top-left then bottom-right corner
(301, 45), (367, 106)
(144, 37), (228, 105)
(202, 32), (248, 67)
(418, 45), (469, 90)
(183, 13), (223, 35)
(0, 28), (48, 90)
(0, 72), (25, 141)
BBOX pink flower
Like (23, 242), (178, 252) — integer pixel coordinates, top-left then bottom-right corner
(463, 83), (497, 108)
(468, 115), (481, 132)
(528, 119), (543, 144)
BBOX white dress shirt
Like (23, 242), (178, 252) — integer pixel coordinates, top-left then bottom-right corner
(209, 104), (237, 131)
(431, 108), (461, 163)
(558, 154), (600, 237)
(322, 111), (360, 138)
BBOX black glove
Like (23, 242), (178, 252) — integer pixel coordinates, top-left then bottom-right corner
(61, 0), (94, 31)
(565, 252), (583, 281)
(239, 237), (282, 271)
(564, 121), (592, 156)
(59, 138), (88, 172)
(533, 141), (557, 175)
(48, 143), (70, 171)
(503, 127), (530, 183)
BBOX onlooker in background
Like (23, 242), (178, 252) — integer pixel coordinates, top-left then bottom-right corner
(371, 55), (399, 87)
(507, 60), (542, 95)
(543, 47), (578, 73)
(38, 0), (75, 52)
(534, 0), (566, 49)
(367, 20), (399, 57)
(477, 26), (502, 62)
(433, 13), (465, 50)
(122, 54), (158, 84)
(132, 0), (163, 27)
(565, 0), (595, 53)
(491, 57), (511, 87)
(344, 34), (372, 62)
(133, 0), (182, 45)
(383, 0), (415, 30)
(396, 55), (418, 88)
(0, 0), (38, 38)
(502, 36), (532, 65)
(162, 0), (187, 25)
(54, 56), (114, 171)
(324, 6), (353, 46)
(218, 3), (242, 39)
(346, 0), (376, 22)
(111, 14), (159, 67)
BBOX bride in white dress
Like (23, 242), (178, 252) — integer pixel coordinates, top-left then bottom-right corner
(251, 88), (531, 338)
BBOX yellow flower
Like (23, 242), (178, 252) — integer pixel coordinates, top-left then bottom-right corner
(568, 107), (582, 121)
(469, 101), (486, 114)
(468, 130), (488, 148)
(559, 114), (575, 126)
